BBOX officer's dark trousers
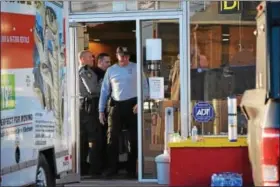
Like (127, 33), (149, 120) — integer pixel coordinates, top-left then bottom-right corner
(106, 97), (137, 174)
(79, 98), (91, 175)
(80, 98), (106, 175)
(88, 97), (107, 174)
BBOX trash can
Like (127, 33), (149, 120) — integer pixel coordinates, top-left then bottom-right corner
(155, 151), (170, 185)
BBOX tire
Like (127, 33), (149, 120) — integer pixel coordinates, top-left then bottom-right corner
(36, 154), (56, 187)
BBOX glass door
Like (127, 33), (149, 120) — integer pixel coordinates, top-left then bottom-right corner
(68, 26), (79, 176)
(137, 18), (182, 181)
(68, 24), (85, 178)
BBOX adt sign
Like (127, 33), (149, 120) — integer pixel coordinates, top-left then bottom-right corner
(192, 102), (215, 123)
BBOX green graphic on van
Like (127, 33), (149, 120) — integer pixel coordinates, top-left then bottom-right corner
(1, 74), (16, 110)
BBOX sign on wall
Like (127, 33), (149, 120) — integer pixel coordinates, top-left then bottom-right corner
(218, 1), (259, 19)
(219, 1), (241, 14)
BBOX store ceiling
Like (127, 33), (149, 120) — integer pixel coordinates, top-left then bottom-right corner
(85, 21), (136, 41)
(85, 21), (179, 42)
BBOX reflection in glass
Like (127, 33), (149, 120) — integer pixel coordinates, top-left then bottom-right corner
(71, 2), (112, 12)
(141, 19), (180, 179)
(137, 1), (181, 10)
(70, 1), (181, 13)
(189, 1), (258, 136)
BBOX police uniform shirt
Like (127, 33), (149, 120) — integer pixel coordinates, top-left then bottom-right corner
(99, 62), (149, 112)
(79, 65), (101, 98)
(92, 67), (106, 82)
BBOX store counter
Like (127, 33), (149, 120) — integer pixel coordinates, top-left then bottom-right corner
(168, 137), (253, 186)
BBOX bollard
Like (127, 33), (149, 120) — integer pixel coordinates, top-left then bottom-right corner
(155, 107), (174, 185)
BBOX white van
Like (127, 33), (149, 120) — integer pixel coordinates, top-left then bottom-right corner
(1, 1), (79, 186)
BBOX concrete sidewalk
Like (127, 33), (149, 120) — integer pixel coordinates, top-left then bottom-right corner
(65, 179), (166, 187)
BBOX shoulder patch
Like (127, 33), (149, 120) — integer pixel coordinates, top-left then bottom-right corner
(87, 72), (92, 78)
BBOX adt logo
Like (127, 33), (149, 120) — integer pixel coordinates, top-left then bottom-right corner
(192, 102), (215, 123)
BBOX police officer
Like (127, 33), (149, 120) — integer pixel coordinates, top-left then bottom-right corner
(78, 50), (101, 176)
(89, 53), (111, 175)
(93, 53), (111, 82)
(99, 47), (149, 178)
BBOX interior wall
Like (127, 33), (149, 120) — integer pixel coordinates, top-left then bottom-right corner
(229, 26), (256, 66)
(190, 25), (256, 69)
(85, 21), (136, 63)
(88, 40), (136, 63)
(77, 27), (85, 56)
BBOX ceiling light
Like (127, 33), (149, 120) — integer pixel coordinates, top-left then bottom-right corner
(93, 39), (100, 42)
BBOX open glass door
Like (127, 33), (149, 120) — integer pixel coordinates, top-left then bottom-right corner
(68, 23), (85, 180)
(68, 25), (79, 178)
(137, 18), (183, 181)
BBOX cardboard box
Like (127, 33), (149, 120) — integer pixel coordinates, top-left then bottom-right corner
(150, 100), (180, 150)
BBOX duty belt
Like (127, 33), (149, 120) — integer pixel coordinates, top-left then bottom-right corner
(79, 94), (99, 100)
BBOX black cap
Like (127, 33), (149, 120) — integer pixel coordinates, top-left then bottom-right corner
(116, 46), (130, 56)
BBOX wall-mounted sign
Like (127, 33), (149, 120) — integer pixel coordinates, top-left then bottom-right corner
(219, 1), (241, 14)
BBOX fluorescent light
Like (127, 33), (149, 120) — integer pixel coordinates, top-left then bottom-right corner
(93, 39), (100, 42)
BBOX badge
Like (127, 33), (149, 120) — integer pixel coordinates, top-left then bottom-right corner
(122, 47), (128, 52)
(87, 73), (92, 78)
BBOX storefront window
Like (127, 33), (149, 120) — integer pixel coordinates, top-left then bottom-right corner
(70, 1), (181, 13)
(189, 1), (259, 136)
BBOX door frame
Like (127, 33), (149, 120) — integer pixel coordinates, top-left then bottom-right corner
(68, 1), (190, 182)
(68, 25), (82, 178)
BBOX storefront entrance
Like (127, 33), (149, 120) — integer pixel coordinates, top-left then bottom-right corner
(67, 2), (189, 183)
(66, 0), (260, 185)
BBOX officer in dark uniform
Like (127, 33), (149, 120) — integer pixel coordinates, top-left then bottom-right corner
(78, 50), (102, 176)
(89, 53), (111, 175)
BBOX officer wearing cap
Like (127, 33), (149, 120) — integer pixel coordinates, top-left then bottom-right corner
(78, 50), (102, 176)
(99, 46), (149, 178)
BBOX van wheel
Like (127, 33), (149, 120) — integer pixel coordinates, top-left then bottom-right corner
(36, 154), (55, 187)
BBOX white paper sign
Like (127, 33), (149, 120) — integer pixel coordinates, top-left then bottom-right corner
(148, 77), (164, 99)
(146, 39), (162, 61)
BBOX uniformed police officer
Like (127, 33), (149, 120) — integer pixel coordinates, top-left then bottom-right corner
(78, 50), (102, 176)
(89, 53), (111, 175)
(99, 46), (149, 178)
